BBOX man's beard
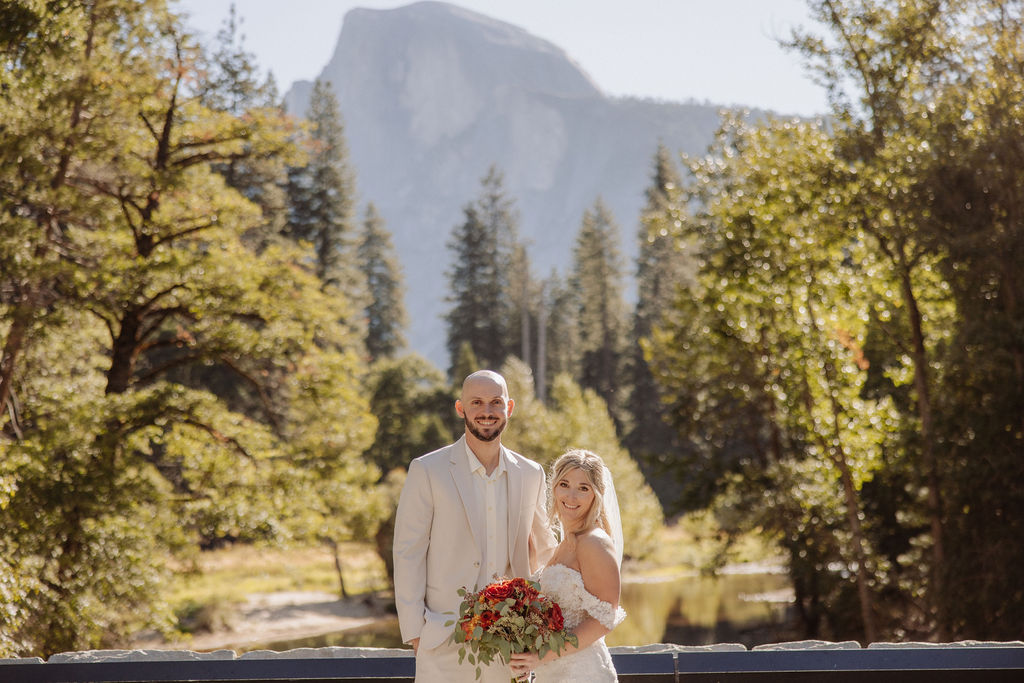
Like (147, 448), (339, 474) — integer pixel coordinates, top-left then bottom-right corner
(464, 414), (506, 442)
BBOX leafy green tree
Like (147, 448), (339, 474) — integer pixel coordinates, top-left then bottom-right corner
(903, 0), (1024, 638)
(167, 4), (298, 413)
(500, 358), (663, 560)
(570, 198), (629, 430)
(646, 0), (1024, 642)
(361, 355), (453, 581)
(0, 69), (82, 640)
(0, 1), (378, 656)
(362, 355), (452, 476)
(0, 0), (93, 434)
(0, 464), (39, 657)
(649, 112), (896, 641)
(784, 0), (1017, 638)
(444, 166), (520, 375)
(358, 203), (407, 360)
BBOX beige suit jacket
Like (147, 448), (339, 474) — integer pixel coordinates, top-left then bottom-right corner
(393, 436), (557, 650)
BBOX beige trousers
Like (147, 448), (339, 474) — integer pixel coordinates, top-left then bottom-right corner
(415, 638), (513, 683)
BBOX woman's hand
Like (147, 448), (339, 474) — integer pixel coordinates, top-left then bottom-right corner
(510, 650), (543, 679)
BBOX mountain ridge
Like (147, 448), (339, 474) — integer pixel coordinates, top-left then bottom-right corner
(284, 1), (729, 368)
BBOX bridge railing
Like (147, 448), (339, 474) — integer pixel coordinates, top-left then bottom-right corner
(2, 641), (1023, 682)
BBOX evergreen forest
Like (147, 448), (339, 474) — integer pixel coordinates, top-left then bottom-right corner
(2, 0), (1022, 657)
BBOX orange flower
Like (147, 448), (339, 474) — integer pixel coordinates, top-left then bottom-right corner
(479, 610), (498, 628)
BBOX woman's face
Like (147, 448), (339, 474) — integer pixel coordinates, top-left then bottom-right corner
(553, 467), (596, 531)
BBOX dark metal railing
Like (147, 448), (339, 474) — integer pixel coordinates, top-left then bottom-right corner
(1, 646), (1023, 683)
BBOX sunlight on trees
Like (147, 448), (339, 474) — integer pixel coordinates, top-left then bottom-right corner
(3, 0), (1021, 657)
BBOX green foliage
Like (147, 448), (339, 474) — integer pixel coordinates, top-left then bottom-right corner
(507, 242), (540, 374)
(0, 0), (381, 656)
(536, 271), (578, 399)
(501, 359), (663, 560)
(912, 1), (1024, 638)
(450, 342), (482, 397)
(362, 354), (453, 475)
(358, 203), (407, 360)
(569, 199), (629, 428)
(199, 4), (292, 249)
(647, 0), (1024, 642)
(447, 577), (577, 680)
(445, 166), (523, 377)
(0, 443), (40, 657)
(649, 109), (917, 641)
(625, 145), (696, 511)
(285, 79), (363, 301)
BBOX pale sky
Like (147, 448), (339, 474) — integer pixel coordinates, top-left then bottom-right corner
(171, 0), (829, 117)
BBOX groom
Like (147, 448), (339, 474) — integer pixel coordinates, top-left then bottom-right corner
(393, 369), (556, 682)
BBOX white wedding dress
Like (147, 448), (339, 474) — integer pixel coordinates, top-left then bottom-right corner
(532, 564), (626, 683)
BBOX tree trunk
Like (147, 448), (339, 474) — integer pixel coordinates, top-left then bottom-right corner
(0, 305), (30, 431)
(374, 512), (396, 584)
(520, 284), (531, 370)
(328, 538), (349, 599)
(898, 257), (946, 639)
(802, 292), (878, 642)
(536, 282), (548, 402)
(105, 311), (142, 395)
(833, 445), (879, 643)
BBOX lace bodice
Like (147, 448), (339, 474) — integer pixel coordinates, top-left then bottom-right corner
(539, 563), (627, 631)
(531, 564), (625, 682)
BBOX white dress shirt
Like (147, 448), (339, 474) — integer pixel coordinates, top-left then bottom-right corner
(466, 441), (511, 589)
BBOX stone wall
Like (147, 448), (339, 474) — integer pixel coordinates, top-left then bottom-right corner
(3, 639), (1022, 665)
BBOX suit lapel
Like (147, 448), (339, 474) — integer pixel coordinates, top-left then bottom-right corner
(504, 446), (524, 567)
(449, 436), (484, 552)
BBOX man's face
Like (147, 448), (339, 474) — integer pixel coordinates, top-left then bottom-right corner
(456, 377), (513, 443)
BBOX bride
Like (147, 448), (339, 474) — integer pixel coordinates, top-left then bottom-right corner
(510, 449), (626, 682)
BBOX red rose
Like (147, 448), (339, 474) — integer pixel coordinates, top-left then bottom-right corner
(546, 603), (564, 631)
(482, 580), (514, 602)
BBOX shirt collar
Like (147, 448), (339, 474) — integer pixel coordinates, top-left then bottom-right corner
(465, 439), (506, 477)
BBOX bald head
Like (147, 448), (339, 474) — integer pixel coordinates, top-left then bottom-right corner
(461, 370), (509, 399)
(456, 370), (513, 444)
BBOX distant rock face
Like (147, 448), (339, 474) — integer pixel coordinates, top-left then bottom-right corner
(284, 1), (723, 368)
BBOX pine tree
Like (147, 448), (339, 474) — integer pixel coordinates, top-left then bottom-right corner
(358, 203), (407, 360)
(200, 4), (291, 250)
(536, 270), (578, 402)
(625, 145), (694, 507)
(285, 79), (360, 296)
(633, 144), (693, 345)
(444, 166), (520, 375)
(508, 241), (535, 368)
(570, 198), (629, 429)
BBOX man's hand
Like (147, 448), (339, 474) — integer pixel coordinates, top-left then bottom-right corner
(410, 637), (420, 654)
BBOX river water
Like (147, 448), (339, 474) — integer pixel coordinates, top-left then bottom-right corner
(248, 566), (796, 651)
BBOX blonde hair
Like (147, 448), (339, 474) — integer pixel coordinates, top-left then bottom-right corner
(549, 449), (611, 537)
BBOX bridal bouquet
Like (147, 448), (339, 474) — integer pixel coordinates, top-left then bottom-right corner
(446, 576), (577, 680)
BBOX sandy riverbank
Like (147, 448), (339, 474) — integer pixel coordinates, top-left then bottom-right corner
(135, 590), (400, 653)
